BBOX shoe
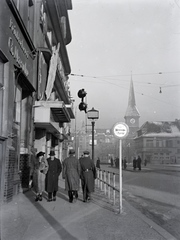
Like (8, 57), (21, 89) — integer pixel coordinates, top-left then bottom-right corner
(53, 197), (56, 201)
(69, 199), (73, 203)
(83, 199), (87, 202)
(47, 198), (52, 202)
(39, 195), (42, 201)
(87, 197), (92, 202)
(35, 196), (39, 202)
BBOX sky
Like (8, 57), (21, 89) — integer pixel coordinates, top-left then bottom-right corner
(67, 0), (180, 131)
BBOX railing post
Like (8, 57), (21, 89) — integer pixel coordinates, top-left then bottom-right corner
(100, 170), (103, 190)
(108, 171), (110, 199)
(97, 169), (100, 188)
(104, 170), (106, 195)
(113, 173), (116, 205)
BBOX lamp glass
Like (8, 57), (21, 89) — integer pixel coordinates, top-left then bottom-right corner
(87, 108), (99, 119)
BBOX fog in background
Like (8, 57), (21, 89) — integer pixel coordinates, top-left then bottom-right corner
(67, 0), (180, 130)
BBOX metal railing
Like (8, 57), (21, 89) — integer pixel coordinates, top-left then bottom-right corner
(96, 168), (119, 206)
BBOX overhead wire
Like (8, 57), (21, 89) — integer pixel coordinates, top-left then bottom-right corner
(70, 72), (180, 108)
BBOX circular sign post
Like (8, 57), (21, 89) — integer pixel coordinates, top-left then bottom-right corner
(113, 122), (129, 214)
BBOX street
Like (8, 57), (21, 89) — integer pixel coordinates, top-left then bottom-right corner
(100, 164), (180, 239)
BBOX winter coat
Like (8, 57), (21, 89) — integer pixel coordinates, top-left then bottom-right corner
(31, 156), (48, 193)
(79, 156), (97, 193)
(62, 156), (81, 191)
(46, 157), (62, 192)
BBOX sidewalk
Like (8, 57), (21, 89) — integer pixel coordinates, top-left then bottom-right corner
(1, 179), (177, 240)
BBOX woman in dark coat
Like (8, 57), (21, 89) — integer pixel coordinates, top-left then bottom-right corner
(79, 150), (97, 202)
(46, 150), (62, 202)
(62, 149), (81, 203)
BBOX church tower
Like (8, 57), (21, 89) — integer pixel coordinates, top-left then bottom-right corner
(124, 77), (140, 138)
(124, 77), (140, 161)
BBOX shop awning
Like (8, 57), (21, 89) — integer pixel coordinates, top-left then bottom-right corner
(34, 101), (72, 127)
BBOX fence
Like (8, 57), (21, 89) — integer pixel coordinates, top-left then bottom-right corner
(96, 168), (120, 206)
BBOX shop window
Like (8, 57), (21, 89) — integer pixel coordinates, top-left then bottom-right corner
(14, 83), (22, 124)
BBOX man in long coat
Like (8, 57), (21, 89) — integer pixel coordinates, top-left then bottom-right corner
(46, 150), (62, 201)
(79, 150), (97, 202)
(137, 155), (142, 171)
(62, 149), (81, 203)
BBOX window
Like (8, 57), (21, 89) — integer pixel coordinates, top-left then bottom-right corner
(14, 84), (21, 124)
(156, 140), (162, 147)
(146, 140), (153, 147)
(166, 140), (173, 148)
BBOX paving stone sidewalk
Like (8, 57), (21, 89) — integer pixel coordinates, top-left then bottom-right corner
(1, 178), (177, 240)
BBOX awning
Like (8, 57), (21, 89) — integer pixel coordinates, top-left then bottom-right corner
(34, 100), (71, 124)
(65, 104), (75, 119)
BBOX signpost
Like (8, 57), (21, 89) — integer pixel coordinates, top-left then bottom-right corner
(113, 122), (129, 213)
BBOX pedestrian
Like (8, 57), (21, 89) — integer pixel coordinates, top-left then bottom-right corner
(96, 157), (101, 169)
(30, 151), (49, 201)
(46, 150), (62, 202)
(144, 159), (147, 166)
(79, 150), (97, 202)
(137, 155), (142, 170)
(123, 157), (127, 170)
(62, 149), (81, 203)
(115, 157), (119, 168)
(133, 157), (137, 170)
(110, 157), (114, 167)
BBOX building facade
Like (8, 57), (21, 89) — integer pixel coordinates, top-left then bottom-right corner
(0, 0), (74, 203)
(134, 120), (180, 164)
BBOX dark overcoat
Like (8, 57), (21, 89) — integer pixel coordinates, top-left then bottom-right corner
(79, 156), (96, 193)
(62, 156), (81, 191)
(46, 157), (62, 192)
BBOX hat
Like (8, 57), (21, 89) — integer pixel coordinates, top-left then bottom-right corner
(83, 150), (90, 155)
(37, 151), (45, 158)
(49, 150), (55, 156)
(69, 149), (75, 155)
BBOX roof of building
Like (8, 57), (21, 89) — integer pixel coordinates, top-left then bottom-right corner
(136, 120), (180, 138)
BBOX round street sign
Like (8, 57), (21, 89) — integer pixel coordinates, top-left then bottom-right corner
(113, 122), (129, 139)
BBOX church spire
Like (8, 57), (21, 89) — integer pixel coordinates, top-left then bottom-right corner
(125, 76), (140, 118)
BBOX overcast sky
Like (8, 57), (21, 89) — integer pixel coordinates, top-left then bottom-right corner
(67, 0), (180, 130)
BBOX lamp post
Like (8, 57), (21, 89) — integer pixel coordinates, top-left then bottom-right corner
(87, 107), (99, 162)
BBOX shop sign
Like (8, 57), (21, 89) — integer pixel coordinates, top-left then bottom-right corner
(8, 18), (30, 77)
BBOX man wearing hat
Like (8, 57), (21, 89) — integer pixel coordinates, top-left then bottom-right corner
(46, 150), (62, 201)
(79, 150), (97, 202)
(62, 149), (81, 203)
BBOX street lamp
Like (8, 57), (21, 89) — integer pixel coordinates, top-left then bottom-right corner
(87, 107), (99, 162)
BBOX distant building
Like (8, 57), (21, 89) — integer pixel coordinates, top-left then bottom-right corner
(134, 120), (180, 164)
(74, 128), (117, 162)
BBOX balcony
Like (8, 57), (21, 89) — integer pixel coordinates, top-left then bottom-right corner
(34, 100), (74, 133)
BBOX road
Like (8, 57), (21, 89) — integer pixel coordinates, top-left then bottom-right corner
(100, 164), (180, 239)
